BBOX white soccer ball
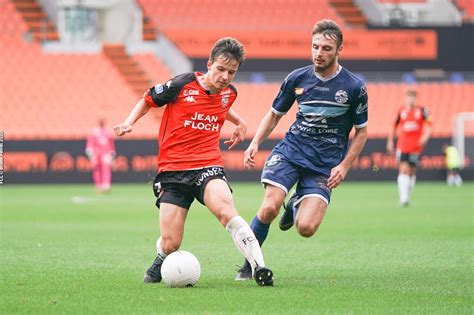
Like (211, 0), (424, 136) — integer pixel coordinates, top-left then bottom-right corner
(161, 250), (201, 288)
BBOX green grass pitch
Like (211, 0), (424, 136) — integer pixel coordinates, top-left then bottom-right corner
(1, 182), (473, 314)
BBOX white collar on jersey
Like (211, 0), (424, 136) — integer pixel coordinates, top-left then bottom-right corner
(313, 65), (342, 82)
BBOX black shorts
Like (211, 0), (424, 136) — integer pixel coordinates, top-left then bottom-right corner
(396, 151), (421, 166)
(152, 167), (231, 209)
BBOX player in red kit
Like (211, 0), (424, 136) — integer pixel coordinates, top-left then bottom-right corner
(86, 118), (115, 193)
(387, 89), (432, 207)
(114, 38), (273, 286)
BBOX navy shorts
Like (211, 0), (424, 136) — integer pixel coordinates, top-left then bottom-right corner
(261, 152), (332, 205)
(396, 151), (421, 166)
(152, 167), (231, 209)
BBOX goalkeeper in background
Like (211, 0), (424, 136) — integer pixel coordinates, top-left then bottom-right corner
(85, 118), (115, 193)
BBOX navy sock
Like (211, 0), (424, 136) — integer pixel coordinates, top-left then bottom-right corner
(251, 215), (270, 246)
(243, 216), (270, 269)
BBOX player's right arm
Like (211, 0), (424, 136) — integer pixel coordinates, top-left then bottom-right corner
(114, 76), (183, 137)
(244, 110), (283, 169)
(386, 113), (400, 154)
(114, 98), (150, 136)
(244, 73), (295, 168)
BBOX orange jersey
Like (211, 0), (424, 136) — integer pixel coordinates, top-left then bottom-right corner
(394, 106), (432, 154)
(144, 72), (237, 172)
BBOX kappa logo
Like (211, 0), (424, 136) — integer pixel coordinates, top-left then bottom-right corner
(184, 95), (196, 103)
(335, 90), (348, 103)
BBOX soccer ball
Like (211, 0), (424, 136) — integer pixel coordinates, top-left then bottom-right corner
(161, 250), (201, 288)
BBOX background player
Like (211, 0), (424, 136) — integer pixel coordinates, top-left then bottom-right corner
(443, 144), (463, 187)
(85, 118), (115, 193)
(235, 20), (368, 280)
(387, 89), (432, 206)
(114, 37), (273, 286)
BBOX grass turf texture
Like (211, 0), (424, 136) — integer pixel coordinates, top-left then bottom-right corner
(1, 182), (472, 314)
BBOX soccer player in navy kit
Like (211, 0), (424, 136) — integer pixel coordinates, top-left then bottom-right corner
(236, 20), (368, 280)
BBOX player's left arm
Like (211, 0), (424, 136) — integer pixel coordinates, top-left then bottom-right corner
(327, 126), (367, 189)
(328, 82), (368, 189)
(224, 108), (247, 150)
(420, 107), (432, 147)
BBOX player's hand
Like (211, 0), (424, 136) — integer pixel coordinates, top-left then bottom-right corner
(327, 164), (348, 189)
(114, 123), (132, 136)
(419, 136), (428, 148)
(243, 142), (258, 169)
(224, 124), (247, 150)
(386, 142), (394, 154)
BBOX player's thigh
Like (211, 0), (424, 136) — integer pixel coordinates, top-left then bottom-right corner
(261, 151), (300, 195)
(159, 202), (188, 251)
(398, 161), (411, 174)
(203, 178), (238, 226)
(295, 197), (328, 233)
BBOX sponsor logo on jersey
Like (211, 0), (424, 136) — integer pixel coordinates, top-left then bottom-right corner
(154, 84), (164, 94)
(184, 95), (197, 103)
(183, 89), (199, 96)
(295, 87), (304, 95)
(184, 112), (220, 132)
(196, 167), (224, 186)
(220, 89), (231, 95)
(314, 86), (330, 92)
(356, 102), (368, 114)
(335, 90), (348, 103)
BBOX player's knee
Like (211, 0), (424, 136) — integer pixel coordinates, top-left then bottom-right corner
(296, 222), (318, 238)
(258, 203), (280, 222)
(161, 237), (180, 254)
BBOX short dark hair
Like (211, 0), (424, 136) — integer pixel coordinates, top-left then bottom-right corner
(209, 37), (245, 65)
(312, 19), (343, 48)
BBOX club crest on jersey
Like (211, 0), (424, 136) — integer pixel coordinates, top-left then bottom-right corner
(295, 87), (304, 95)
(335, 90), (348, 103)
(221, 96), (229, 108)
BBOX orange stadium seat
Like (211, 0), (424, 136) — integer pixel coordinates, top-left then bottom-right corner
(2, 1), (473, 141)
(137, 0), (346, 58)
(0, 0), (171, 140)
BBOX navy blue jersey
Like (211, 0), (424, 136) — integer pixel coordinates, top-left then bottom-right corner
(271, 65), (368, 175)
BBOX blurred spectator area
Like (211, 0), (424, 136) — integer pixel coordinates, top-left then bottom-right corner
(1, 0), (473, 141)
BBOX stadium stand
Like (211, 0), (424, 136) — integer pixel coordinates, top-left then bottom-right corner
(0, 0), (167, 140)
(9, 0), (59, 41)
(328, 0), (367, 27)
(2, 0), (473, 141)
